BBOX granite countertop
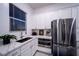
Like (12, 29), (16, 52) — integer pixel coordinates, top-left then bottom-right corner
(0, 37), (34, 56)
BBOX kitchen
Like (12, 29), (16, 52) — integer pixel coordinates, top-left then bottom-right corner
(0, 3), (79, 56)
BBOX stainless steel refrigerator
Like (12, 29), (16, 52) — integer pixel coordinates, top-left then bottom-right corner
(51, 18), (76, 56)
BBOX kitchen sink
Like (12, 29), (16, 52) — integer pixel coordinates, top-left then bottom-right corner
(16, 37), (32, 43)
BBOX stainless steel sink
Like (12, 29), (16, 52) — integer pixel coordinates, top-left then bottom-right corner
(16, 37), (32, 43)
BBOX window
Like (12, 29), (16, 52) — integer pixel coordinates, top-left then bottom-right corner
(9, 3), (26, 31)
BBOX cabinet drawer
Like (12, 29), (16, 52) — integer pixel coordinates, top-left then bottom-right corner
(21, 42), (32, 51)
(32, 46), (37, 55)
(21, 49), (32, 56)
(32, 39), (38, 45)
(21, 44), (33, 54)
(7, 48), (20, 56)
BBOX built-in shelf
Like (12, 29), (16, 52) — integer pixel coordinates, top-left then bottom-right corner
(32, 29), (51, 36)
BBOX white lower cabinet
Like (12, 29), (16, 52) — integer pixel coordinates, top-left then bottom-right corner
(21, 41), (33, 56)
(20, 38), (38, 56)
(7, 38), (38, 56)
(32, 37), (38, 55)
(7, 48), (21, 56)
(21, 49), (32, 56)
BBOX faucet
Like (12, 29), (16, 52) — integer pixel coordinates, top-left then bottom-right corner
(20, 32), (24, 39)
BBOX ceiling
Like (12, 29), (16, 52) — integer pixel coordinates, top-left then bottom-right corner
(28, 3), (55, 9)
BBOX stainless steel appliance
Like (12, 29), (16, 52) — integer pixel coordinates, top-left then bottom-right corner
(51, 18), (76, 56)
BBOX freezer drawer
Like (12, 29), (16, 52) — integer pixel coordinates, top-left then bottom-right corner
(52, 44), (58, 56)
(59, 46), (76, 56)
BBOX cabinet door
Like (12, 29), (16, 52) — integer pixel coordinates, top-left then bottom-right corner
(21, 49), (32, 56)
(20, 38), (38, 56)
(60, 8), (72, 18)
(32, 15), (37, 29)
(31, 38), (38, 55)
(21, 42), (31, 53)
(72, 7), (78, 19)
(21, 41), (32, 56)
(76, 6), (79, 41)
(7, 48), (20, 56)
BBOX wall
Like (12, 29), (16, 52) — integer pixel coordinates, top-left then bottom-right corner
(0, 3), (33, 40)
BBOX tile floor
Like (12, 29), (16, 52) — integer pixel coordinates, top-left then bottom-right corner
(34, 46), (52, 56)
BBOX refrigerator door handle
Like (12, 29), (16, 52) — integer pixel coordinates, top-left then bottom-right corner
(69, 18), (76, 45)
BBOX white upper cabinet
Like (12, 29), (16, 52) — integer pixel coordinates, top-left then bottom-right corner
(33, 12), (53, 29)
(71, 7), (78, 18)
(31, 15), (37, 29)
(71, 6), (78, 28)
(51, 10), (61, 20)
(73, 6), (79, 41)
(32, 7), (76, 29)
(71, 6), (79, 41)
(60, 8), (72, 18)
(77, 6), (79, 28)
